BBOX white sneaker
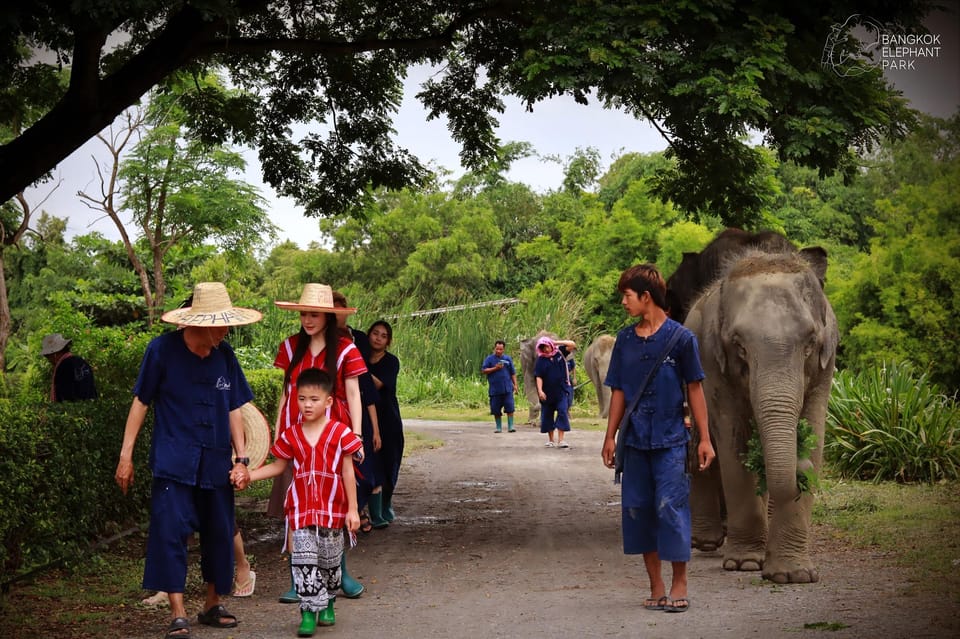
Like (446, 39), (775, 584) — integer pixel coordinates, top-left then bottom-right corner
(545, 441), (556, 447)
(558, 441), (570, 448)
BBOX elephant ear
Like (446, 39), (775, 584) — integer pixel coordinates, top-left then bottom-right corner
(820, 303), (839, 371)
(685, 290), (726, 374)
(800, 247), (828, 287)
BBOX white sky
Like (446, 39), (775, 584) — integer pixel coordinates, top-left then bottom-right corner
(23, 6), (959, 249)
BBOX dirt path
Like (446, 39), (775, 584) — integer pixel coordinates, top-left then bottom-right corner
(124, 420), (959, 639)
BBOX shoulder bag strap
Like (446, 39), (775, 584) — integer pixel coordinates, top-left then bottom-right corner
(614, 326), (685, 484)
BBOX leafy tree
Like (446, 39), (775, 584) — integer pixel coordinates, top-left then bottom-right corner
(833, 115), (960, 389)
(1, 1), (928, 226)
(78, 77), (277, 324)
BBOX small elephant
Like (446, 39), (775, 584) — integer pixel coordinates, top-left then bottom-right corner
(666, 228), (798, 323)
(583, 335), (615, 418)
(686, 248), (838, 584)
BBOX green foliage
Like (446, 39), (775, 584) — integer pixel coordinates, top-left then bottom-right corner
(1, 1), (927, 224)
(826, 362), (960, 483)
(831, 115), (960, 389)
(743, 419), (819, 496)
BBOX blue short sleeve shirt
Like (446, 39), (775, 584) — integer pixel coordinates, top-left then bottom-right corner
(604, 319), (704, 450)
(482, 354), (516, 396)
(134, 331), (254, 488)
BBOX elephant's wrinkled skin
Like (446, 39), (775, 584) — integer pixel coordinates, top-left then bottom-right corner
(583, 335), (614, 418)
(685, 249), (837, 584)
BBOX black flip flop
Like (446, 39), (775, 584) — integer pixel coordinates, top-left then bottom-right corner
(165, 616), (191, 638)
(197, 604), (238, 628)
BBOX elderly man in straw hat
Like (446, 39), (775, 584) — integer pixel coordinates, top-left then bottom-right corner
(115, 282), (261, 639)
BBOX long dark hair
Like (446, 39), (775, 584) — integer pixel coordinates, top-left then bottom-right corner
(283, 312), (340, 392)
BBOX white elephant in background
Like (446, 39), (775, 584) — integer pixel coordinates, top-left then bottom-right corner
(583, 335), (615, 418)
(686, 248), (837, 584)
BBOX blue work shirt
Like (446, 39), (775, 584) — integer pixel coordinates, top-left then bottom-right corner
(604, 319), (704, 450)
(534, 346), (571, 403)
(482, 354), (516, 396)
(134, 330), (253, 488)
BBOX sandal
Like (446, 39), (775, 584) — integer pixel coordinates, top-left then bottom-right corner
(197, 604), (238, 628)
(233, 570), (256, 597)
(643, 596), (669, 610)
(664, 597), (690, 613)
(165, 616), (191, 638)
(359, 511), (373, 534)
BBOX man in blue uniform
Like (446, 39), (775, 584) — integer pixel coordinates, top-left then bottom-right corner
(115, 282), (261, 639)
(481, 340), (519, 433)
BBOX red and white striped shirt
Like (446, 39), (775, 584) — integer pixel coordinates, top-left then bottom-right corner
(271, 418), (363, 530)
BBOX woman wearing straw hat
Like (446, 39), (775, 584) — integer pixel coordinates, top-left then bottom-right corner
(114, 282), (262, 639)
(268, 283), (368, 602)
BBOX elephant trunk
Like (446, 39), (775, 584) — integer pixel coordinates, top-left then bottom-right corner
(752, 356), (805, 502)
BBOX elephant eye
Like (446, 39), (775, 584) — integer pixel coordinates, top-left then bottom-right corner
(803, 335), (817, 358)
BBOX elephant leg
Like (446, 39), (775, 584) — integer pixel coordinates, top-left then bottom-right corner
(690, 459), (725, 551)
(763, 492), (818, 583)
(716, 435), (767, 572)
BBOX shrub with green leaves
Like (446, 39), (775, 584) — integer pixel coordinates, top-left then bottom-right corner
(826, 361), (960, 482)
(742, 418), (819, 496)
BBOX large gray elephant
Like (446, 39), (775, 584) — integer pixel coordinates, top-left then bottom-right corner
(583, 335), (615, 418)
(686, 248), (838, 584)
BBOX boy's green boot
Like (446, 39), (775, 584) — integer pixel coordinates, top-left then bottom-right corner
(318, 600), (336, 626)
(340, 553), (364, 598)
(279, 558), (299, 603)
(297, 610), (317, 637)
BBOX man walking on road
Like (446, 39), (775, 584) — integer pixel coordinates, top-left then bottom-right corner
(481, 340), (519, 433)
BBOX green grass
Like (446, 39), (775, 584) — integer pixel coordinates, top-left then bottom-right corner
(813, 477), (960, 598)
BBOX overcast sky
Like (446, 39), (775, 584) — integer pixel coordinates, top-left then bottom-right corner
(25, 5), (960, 248)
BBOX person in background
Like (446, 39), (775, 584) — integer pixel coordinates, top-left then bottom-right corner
(534, 336), (577, 448)
(41, 333), (98, 401)
(366, 320), (404, 523)
(601, 263), (715, 614)
(243, 368), (362, 635)
(270, 283), (367, 603)
(481, 340), (518, 433)
(332, 291), (386, 531)
(114, 282), (260, 639)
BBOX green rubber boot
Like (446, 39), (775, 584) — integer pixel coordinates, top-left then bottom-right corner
(317, 600), (336, 626)
(297, 609), (317, 637)
(279, 558), (299, 604)
(340, 553), (364, 598)
(368, 492), (389, 529)
(382, 486), (396, 523)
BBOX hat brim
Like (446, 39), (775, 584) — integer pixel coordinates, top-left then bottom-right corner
(40, 339), (71, 356)
(160, 307), (263, 326)
(274, 302), (357, 315)
(234, 402), (271, 470)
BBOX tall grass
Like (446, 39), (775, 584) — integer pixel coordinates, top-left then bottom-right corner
(826, 361), (960, 482)
(224, 285), (589, 408)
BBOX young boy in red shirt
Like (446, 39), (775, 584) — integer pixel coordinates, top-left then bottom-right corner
(244, 367), (362, 636)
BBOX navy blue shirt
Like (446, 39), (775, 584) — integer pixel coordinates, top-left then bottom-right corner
(134, 330), (253, 488)
(482, 354), (516, 396)
(604, 319), (704, 450)
(534, 346), (570, 403)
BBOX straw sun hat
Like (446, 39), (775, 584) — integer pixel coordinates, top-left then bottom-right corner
(274, 283), (357, 315)
(40, 333), (72, 356)
(234, 402), (271, 470)
(160, 282), (262, 327)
